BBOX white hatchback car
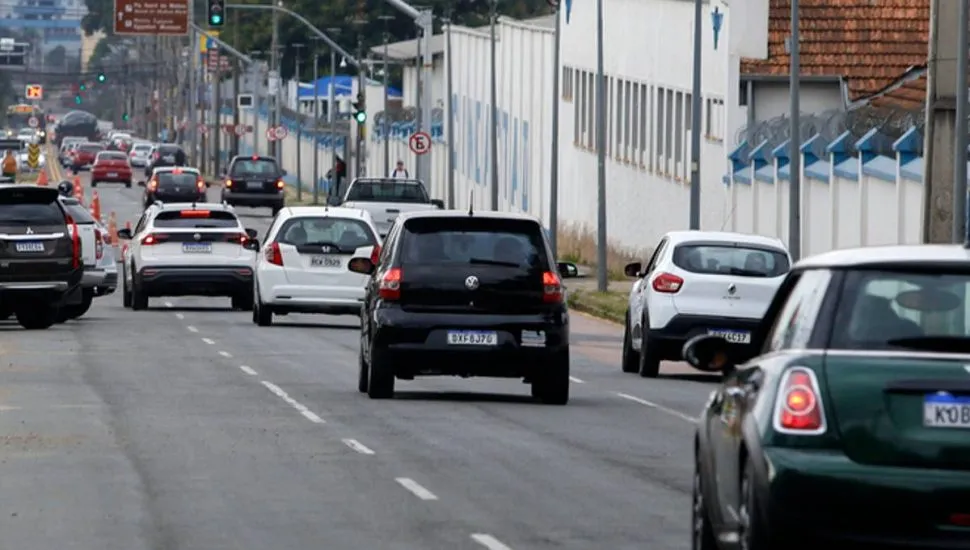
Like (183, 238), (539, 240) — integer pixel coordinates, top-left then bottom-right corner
(253, 206), (381, 326)
(622, 230), (791, 377)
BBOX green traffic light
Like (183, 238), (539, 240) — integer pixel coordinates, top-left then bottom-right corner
(122, 112), (129, 121)
(79, 84), (86, 91)
(75, 95), (82, 104)
(97, 73), (106, 82)
(210, 14), (222, 24)
(355, 111), (366, 123)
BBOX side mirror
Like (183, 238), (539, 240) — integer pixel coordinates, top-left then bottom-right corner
(244, 228), (258, 239)
(348, 257), (376, 275)
(430, 199), (445, 209)
(137, 180), (145, 187)
(281, 169), (288, 176)
(557, 261), (579, 278)
(116, 228), (132, 240)
(682, 334), (734, 372)
(624, 261), (642, 278)
(243, 239), (260, 251)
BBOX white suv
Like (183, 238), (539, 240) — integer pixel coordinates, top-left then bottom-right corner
(253, 206), (380, 326)
(622, 231), (791, 377)
(118, 201), (257, 310)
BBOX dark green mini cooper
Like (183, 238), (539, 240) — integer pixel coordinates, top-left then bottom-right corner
(686, 245), (970, 550)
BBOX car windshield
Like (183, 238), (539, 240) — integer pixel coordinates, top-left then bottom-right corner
(345, 180), (429, 203)
(61, 201), (96, 223)
(153, 210), (238, 228)
(400, 217), (549, 270)
(156, 172), (199, 187)
(277, 217), (377, 251)
(133, 144), (152, 153)
(80, 144), (103, 153)
(97, 152), (127, 161)
(671, 243), (790, 277)
(230, 158), (279, 176)
(831, 269), (970, 351)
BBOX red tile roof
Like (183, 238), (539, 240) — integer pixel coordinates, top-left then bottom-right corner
(870, 73), (927, 110)
(740, 0), (930, 102)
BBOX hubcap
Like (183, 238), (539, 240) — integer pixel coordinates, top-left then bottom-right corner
(692, 469), (705, 549)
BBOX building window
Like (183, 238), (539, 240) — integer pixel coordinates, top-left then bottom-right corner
(656, 86), (665, 173)
(614, 78), (623, 158)
(705, 97), (725, 141)
(578, 71), (587, 145)
(623, 80), (632, 162)
(641, 84), (649, 168)
(587, 72), (596, 149)
(574, 71), (582, 144)
(631, 82), (639, 162)
(674, 91), (684, 179)
(664, 88), (673, 173)
(562, 67), (573, 102)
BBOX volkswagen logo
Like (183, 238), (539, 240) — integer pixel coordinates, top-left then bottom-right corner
(193, 233), (201, 241)
(464, 275), (480, 290)
(727, 283), (737, 295)
(321, 245), (332, 253)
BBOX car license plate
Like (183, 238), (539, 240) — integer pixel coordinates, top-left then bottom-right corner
(708, 329), (751, 344)
(107, 172), (117, 177)
(247, 181), (263, 190)
(310, 256), (341, 267)
(182, 242), (211, 254)
(447, 330), (498, 346)
(14, 241), (43, 252)
(924, 393), (970, 428)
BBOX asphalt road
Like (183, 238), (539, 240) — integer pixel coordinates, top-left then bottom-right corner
(0, 169), (718, 550)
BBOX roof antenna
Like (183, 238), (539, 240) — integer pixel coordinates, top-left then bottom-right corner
(467, 188), (474, 216)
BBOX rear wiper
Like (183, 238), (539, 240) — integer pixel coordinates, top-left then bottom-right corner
(728, 267), (768, 277)
(468, 258), (520, 267)
(885, 336), (970, 353)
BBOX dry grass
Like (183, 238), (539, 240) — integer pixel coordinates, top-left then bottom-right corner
(566, 289), (628, 324)
(557, 222), (650, 280)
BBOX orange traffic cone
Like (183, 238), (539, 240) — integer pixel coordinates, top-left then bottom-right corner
(108, 211), (118, 247)
(90, 191), (101, 220)
(73, 174), (83, 203)
(37, 169), (48, 186)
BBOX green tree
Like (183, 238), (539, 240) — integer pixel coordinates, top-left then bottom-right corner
(44, 45), (67, 69)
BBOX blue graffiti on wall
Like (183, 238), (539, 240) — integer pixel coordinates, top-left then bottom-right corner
(452, 93), (530, 211)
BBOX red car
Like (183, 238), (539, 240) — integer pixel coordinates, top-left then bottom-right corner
(70, 142), (104, 171)
(91, 151), (133, 188)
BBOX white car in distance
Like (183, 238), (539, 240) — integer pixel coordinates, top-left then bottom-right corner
(622, 230), (791, 377)
(252, 206), (381, 326)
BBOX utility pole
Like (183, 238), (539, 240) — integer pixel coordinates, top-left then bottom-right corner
(549, 3), (561, 255)
(489, 0), (499, 210)
(379, 14), (394, 178)
(356, 35), (365, 179)
(594, 0), (607, 291)
(294, 43), (305, 199)
(188, 26), (198, 165)
(444, 7), (455, 207)
(232, 9), (241, 157)
(954, 0), (968, 243)
(688, 0), (702, 230)
(788, 0), (801, 260)
(213, 59), (222, 176)
(328, 27), (341, 191)
(312, 38), (321, 204)
(250, 51), (263, 156)
(269, 5), (280, 158)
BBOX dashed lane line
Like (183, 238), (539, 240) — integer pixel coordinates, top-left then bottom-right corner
(201, 338), (215, 345)
(614, 392), (697, 423)
(395, 478), (438, 501)
(471, 534), (514, 550)
(569, 376), (584, 383)
(260, 381), (325, 424)
(239, 365), (258, 376)
(175, 313), (184, 320)
(187, 326), (198, 333)
(342, 438), (376, 455)
(218, 351), (232, 358)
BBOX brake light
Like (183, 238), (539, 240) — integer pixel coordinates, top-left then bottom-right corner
(196, 178), (206, 191)
(773, 367), (826, 434)
(542, 270), (563, 303)
(173, 168), (182, 174)
(141, 233), (167, 245)
(379, 267), (402, 300)
(67, 216), (80, 268)
(276, 180), (285, 189)
(148, 178), (158, 191)
(153, 152), (160, 160)
(180, 210), (210, 217)
(94, 228), (104, 260)
(252, 155), (259, 160)
(652, 272), (684, 293)
(227, 233), (248, 245)
(265, 242), (283, 265)
(370, 245), (381, 265)
(225, 179), (233, 188)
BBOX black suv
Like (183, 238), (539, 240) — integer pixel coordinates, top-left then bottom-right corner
(144, 144), (187, 180)
(221, 155), (287, 214)
(352, 210), (570, 404)
(0, 185), (84, 329)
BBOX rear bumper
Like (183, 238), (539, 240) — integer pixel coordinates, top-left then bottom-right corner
(262, 284), (364, 315)
(146, 190), (207, 204)
(648, 313), (761, 360)
(761, 447), (970, 549)
(221, 189), (284, 208)
(0, 269), (83, 303)
(91, 172), (132, 182)
(94, 270), (117, 296)
(138, 265), (253, 297)
(373, 307), (569, 378)
(80, 267), (107, 287)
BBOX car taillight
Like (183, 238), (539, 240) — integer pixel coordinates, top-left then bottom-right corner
(148, 178), (158, 191)
(542, 270), (563, 303)
(227, 233), (248, 245)
(651, 272), (684, 293)
(265, 242), (283, 265)
(379, 267), (402, 300)
(773, 367), (826, 434)
(67, 216), (80, 268)
(276, 180), (285, 189)
(225, 179), (233, 188)
(141, 233), (167, 246)
(94, 228), (104, 260)
(153, 152), (160, 160)
(370, 245), (381, 265)
(197, 178), (206, 191)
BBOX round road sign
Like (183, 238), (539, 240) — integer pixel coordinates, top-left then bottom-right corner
(234, 125), (247, 137)
(265, 128), (277, 141)
(273, 126), (288, 140)
(409, 131), (432, 155)
(27, 116), (38, 128)
(198, 124), (209, 135)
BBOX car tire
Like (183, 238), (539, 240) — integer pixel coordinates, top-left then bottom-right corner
(638, 316), (662, 378)
(232, 293), (253, 311)
(125, 180), (132, 188)
(357, 345), (369, 393)
(622, 311), (639, 373)
(253, 300), (272, 326)
(131, 275), (148, 311)
(121, 266), (132, 308)
(366, 344), (395, 399)
(0, 308), (10, 321)
(739, 458), (773, 550)
(532, 350), (570, 405)
(15, 306), (57, 330)
(691, 455), (718, 550)
(90, 180), (97, 187)
(64, 289), (94, 319)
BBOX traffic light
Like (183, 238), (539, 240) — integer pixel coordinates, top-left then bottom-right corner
(74, 94), (82, 105)
(208, 0), (225, 26)
(79, 83), (86, 91)
(97, 72), (106, 83)
(122, 112), (129, 121)
(352, 96), (366, 124)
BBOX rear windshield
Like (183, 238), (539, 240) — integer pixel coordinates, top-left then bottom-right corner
(400, 218), (549, 270)
(0, 191), (64, 224)
(98, 152), (127, 161)
(230, 158), (279, 176)
(672, 243), (789, 278)
(831, 269), (970, 351)
(345, 181), (428, 203)
(153, 210), (238, 228)
(61, 201), (95, 223)
(80, 144), (103, 153)
(277, 217), (377, 250)
(157, 172), (199, 187)
(133, 144), (152, 152)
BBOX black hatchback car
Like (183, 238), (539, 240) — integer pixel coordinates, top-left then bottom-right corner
(221, 155), (287, 214)
(144, 144), (187, 180)
(143, 166), (207, 208)
(350, 210), (570, 404)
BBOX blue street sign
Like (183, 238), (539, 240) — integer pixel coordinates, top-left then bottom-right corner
(565, 0), (573, 23)
(711, 7), (723, 50)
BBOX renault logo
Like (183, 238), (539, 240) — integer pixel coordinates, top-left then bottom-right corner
(727, 283), (737, 295)
(464, 275), (480, 290)
(25, 226), (33, 235)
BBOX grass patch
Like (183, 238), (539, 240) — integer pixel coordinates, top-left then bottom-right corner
(284, 185), (328, 206)
(16, 172), (39, 184)
(557, 223), (650, 280)
(566, 288), (628, 324)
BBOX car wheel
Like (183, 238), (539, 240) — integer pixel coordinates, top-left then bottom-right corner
(90, 180), (97, 187)
(739, 459), (772, 550)
(0, 308), (10, 321)
(125, 180), (132, 188)
(532, 350), (570, 405)
(64, 289), (94, 319)
(366, 343), (395, 399)
(232, 293), (253, 311)
(121, 266), (132, 308)
(622, 310), (639, 373)
(357, 342), (369, 393)
(15, 305), (57, 330)
(131, 275), (148, 311)
(638, 316), (662, 378)
(253, 299), (272, 326)
(691, 455), (718, 550)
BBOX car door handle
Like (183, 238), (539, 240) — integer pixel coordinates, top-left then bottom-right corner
(385, 208), (400, 214)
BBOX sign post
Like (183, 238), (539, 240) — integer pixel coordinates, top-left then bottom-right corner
(113, 0), (189, 35)
(408, 131), (432, 156)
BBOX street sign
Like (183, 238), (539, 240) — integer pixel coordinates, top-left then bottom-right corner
(27, 116), (39, 128)
(234, 125), (247, 137)
(198, 123), (209, 135)
(409, 131), (432, 155)
(0, 38), (13, 52)
(222, 124), (236, 134)
(237, 94), (254, 109)
(273, 126), (288, 140)
(26, 143), (40, 169)
(265, 127), (276, 141)
(24, 84), (42, 99)
(113, 0), (189, 36)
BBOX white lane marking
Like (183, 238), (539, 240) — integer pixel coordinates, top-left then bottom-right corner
(471, 534), (514, 550)
(186, 325), (198, 333)
(164, 301), (173, 308)
(175, 313), (185, 320)
(615, 392), (698, 423)
(239, 365), (258, 376)
(219, 351), (232, 358)
(569, 376), (584, 383)
(342, 438), (376, 455)
(395, 477), (439, 501)
(260, 381), (325, 424)
(201, 338), (215, 345)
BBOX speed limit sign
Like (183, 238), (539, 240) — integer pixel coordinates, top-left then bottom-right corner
(234, 125), (247, 137)
(408, 131), (432, 155)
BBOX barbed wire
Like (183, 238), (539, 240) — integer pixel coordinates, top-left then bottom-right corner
(735, 105), (925, 158)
